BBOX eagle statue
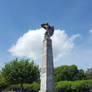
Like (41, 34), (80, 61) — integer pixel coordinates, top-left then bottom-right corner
(41, 23), (54, 38)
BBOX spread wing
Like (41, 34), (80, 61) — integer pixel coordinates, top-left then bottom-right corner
(41, 23), (54, 37)
(49, 26), (54, 37)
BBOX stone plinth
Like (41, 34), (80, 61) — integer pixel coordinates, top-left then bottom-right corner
(39, 38), (55, 92)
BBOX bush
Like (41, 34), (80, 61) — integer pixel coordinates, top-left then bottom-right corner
(23, 83), (40, 92)
(56, 81), (71, 92)
(5, 84), (20, 91)
(5, 80), (92, 92)
(56, 80), (92, 92)
(5, 83), (40, 92)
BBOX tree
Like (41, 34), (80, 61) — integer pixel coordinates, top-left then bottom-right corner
(73, 69), (87, 80)
(54, 65), (86, 82)
(86, 68), (92, 80)
(2, 58), (40, 91)
(0, 72), (7, 91)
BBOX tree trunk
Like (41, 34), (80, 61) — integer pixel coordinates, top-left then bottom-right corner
(20, 83), (23, 92)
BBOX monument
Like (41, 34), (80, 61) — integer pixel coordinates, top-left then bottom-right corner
(39, 23), (55, 92)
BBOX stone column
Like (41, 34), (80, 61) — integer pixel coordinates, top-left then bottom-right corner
(39, 37), (55, 92)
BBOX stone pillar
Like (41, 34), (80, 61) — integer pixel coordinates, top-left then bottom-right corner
(39, 37), (55, 92)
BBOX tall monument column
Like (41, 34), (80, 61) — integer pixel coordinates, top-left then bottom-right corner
(39, 23), (55, 92)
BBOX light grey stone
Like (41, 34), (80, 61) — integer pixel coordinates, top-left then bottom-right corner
(39, 38), (55, 92)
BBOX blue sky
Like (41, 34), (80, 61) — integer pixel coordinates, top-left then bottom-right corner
(0, 0), (92, 70)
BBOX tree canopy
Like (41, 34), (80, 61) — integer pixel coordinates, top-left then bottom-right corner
(86, 68), (92, 80)
(0, 72), (7, 90)
(54, 65), (86, 82)
(2, 58), (40, 86)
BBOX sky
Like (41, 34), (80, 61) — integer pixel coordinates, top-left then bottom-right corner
(0, 0), (92, 70)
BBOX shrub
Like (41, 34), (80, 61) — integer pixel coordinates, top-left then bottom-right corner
(56, 80), (92, 92)
(56, 81), (71, 92)
(5, 80), (92, 92)
(5, 83), (40, 92)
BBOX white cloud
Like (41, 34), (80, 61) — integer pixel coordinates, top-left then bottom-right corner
(89, 29), (92, 34)
(9, 28), (80, 61)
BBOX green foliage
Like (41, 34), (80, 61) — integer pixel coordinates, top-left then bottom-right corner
(0, 72), (8, 92)
(0, 59), (91, 92)
(0, 73), (7, 87)
(4, 80), (92, 92)
(73, 69), (87, 80)
(54, 65), (86, 82)
(5, 84), (20, 91)
(56, 81), (71, 92)
(56, 80), (92, 92)
(2, 58), (40, 89)
(5, 83), (40, 92)
(86, 68), (92, 79)
(29, 83), (40, 91)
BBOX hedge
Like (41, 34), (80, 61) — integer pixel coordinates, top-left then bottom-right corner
(5, 83), (40, 92)
(5, 80), (92, 92)
(56, 80), (92, 92)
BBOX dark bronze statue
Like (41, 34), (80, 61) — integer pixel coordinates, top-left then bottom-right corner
(41, 23), (54, 38)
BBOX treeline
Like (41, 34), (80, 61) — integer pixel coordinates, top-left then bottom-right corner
(54, 65), (86, 82)
(0, 58), (92, 92)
